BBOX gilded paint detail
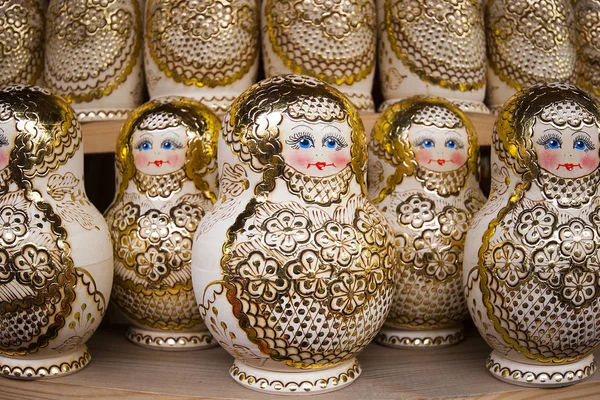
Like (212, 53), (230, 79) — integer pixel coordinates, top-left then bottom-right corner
(266, 0), (376, 86)
(369, 97), (485, 330)
(210, 75), (395, 368)
(45, 0), (142, 102)
(0, 0), (44, 86)
(576, 1), (600, 97)
(146, 0), (259, 88)
(384, 0), (486, 91)
(471, 83), (600, 363)
(105, 98), (219, 330)
(0, 86), (104, 356)
(486, 0), (577, 90)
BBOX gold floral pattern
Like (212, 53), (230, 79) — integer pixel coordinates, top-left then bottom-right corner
(239, 252), (289, 302)
(263, 210), (311, 254)
(385, 0), (486, 91)
(266, 0), (375, 85)
(0, 206), (27, 245)
(146, 0), (259, 88)
(45, 0), (142, 102)
(486, 0), (576, 90)
(0, 0), (45, 86)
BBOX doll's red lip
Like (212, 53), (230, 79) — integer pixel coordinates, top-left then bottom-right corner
(557, 163), (581, 171)
(429, 159), (452, 166)
(308, 162), (336, 170)
(148, 160), (169, 167)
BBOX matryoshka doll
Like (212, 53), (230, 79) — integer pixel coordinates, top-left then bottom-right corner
(261, 0), (377, 112)
(105, 97), (219, 350)
(464, 83), (600, 387)
(368, 96), (486, 348)
(44, 0), (144, 121)
(0, 85), (113, 378)
(192, 75), (397, 394)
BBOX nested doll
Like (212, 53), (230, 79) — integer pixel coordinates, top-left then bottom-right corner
(192, 75), (396, 394)
(0, 85), (112, 378)
(105, 97), (219, 350)
(368, 96), (486, 347)
(464, 82), (600, 387)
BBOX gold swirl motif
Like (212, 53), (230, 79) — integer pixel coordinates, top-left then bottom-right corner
(576, 1), (600, 97)
(486, 0), (576, 91)
(0, 1), (44, 86)
(266, 0), (376, 86)
(146, 0), (259, 88)
(44, 0), (142, 103)
(384, 0), (486, 91)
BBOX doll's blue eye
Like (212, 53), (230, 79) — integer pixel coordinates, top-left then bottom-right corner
(547, 139), (560, 149)
(423, 139), (434, 148)
(140, 141), (151, 151)
(446, 140), (456, 149)
(573, 136), (595, 152)
(298, 136), (314, 149)
(162, 141), (173, 150)
(325, 137), (337, 149)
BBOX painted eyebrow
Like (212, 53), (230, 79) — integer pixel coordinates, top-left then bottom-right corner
(292, 124), (313, 130)
(543, 128), (564, 135)
(140, 132), (153, 138)
(571, 130), (592, 138)
(321, 125), (341, 133)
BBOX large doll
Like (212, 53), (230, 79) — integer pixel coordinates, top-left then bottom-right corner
(0, 85), (112, 378)
(105, 97), (219, 350)
(464, 82), (600, 387)
(368, 96), (486, 347)
(192, 75), (396, 394)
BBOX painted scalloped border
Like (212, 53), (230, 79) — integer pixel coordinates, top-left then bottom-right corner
(229, 359), (362, 393)
(486, 356), (597, 386)
(376, 331), (464, 348)
(76, 108), (132, 122)
(125, 329), (216, 349)
(0, 350), (91, 379)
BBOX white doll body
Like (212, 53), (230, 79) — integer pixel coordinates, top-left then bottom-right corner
(0, 86), (113, 379)
(368, 98), (485, 347)
(464, 83), (600, 387)
(192, 75), (396, 394)
(105, 98), (219, 350)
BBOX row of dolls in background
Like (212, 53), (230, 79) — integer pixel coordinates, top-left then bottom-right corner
(2, 0), (600, 122)
(1, 76), (600, 394)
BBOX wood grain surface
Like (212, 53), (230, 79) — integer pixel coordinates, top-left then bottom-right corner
(0, 323), (597, 400)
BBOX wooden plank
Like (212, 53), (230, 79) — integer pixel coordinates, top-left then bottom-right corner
(81, 112), (496, 154)
(2, 323), (598, 399)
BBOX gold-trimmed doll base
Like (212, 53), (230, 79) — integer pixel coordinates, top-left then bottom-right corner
(0, 344), (91, 380)
(486, 350), (597, 388)
(375, 323), (464, 349)
(125, 326), (217, 351)
(229, 357), (361, 395)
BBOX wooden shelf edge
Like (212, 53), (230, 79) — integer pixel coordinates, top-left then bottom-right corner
(81, 112), (495, 154)
(3, 323), (599, 400)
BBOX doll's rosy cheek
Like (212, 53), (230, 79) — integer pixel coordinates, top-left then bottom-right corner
(290, 152), (314, 169)
(451, 151), (466, 166)
(414, 149), (431, 165)
(134, 152), (149, 167)
(167, 152), (184, 168)
(332, 152), (351, 167)
(538, 149), (559, 169)
(0, 150), (8, 167)
(581, 153), (599, 170)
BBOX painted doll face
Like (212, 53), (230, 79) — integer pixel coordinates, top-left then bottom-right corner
(533, 119), (600, 179)
(0, 122), (16, 171)
(131, 126), (188, 175)
(408, 125), (469, 172)
(280, 114), (352, 177)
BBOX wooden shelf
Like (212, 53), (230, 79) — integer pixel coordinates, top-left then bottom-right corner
(2, 322), (599, 399)
(81, 112), (495, 154)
